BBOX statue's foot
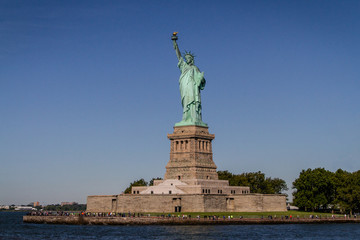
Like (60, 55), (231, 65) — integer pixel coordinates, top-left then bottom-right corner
(175, 120), (208, 127)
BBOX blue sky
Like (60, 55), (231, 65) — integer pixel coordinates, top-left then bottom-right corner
(1, 0), (359, 205)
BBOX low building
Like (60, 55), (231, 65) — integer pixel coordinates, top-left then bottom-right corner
(14, 206), (36, 211)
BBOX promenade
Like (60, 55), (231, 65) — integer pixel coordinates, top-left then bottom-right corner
(23, 215), (360, 225)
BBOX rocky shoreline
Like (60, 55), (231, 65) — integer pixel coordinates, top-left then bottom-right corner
(23, 215), (360, 225)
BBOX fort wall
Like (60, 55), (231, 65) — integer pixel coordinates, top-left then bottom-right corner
(86, 193), (287, 213)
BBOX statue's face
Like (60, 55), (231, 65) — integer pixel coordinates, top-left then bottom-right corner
(185, 55), (194, 65)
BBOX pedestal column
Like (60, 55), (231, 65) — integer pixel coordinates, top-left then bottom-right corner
(165, 125), (218, 180)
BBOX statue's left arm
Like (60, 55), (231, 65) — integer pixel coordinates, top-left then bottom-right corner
(194, 67), (206, 90)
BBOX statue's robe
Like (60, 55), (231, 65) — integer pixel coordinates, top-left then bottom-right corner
(177, 58), (206, 125)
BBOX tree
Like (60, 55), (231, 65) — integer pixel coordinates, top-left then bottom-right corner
(218, 170), (233, 180)
(43, 204), (59, 211)
(217, 170), (288, 194)
(334, 169), (360, 214)
(244, 172), (272, 193)
(149, 177), (163, 186)
(292, 168), (335, 211)
(43, 204), (86, 211)
(124, 178), (148, 194)
(268, 177), (288, 194)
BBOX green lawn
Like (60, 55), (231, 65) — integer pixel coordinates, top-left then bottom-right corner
(147, 210), (343, 218)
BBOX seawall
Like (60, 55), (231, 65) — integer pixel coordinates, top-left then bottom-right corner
(23, 216), (360, 225)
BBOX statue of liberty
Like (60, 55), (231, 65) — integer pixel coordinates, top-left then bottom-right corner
(171, 32), (207, 127)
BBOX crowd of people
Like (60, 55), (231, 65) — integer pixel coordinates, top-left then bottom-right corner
(27, 211), (358, 220)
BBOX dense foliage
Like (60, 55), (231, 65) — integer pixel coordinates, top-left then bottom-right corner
(217, 170), (288, 194)
(292, 168), (360, 214)
(43, 204), (86, 211)
(149, 177), (163, 186)
(124, 178), (148, 194)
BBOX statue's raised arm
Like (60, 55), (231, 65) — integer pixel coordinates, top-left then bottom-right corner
(172, 32), (181, 61)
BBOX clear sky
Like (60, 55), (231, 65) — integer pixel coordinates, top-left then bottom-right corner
(1, 0), (359, 205)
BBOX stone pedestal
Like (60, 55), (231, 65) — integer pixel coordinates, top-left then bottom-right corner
(87, 124), (287, 213)
(165, 125), (218, 180)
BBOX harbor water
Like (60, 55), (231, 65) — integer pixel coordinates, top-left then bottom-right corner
(1, 212), (359, 239)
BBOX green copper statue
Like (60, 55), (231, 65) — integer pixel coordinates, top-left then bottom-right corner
(172, 32), (207, 127)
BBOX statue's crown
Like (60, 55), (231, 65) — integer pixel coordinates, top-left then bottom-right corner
(183, 50), (195, 58)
